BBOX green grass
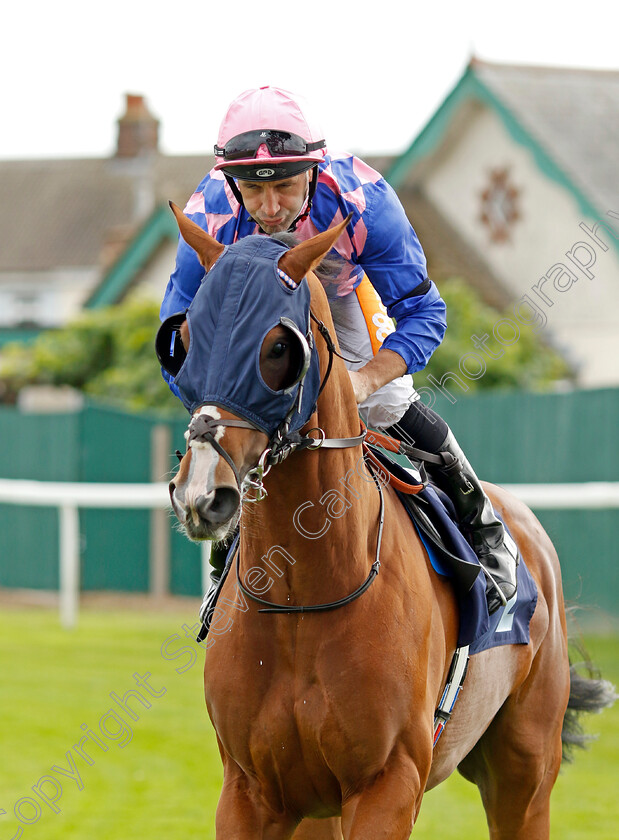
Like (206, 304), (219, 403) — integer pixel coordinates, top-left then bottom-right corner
(0, 606), (617, 839)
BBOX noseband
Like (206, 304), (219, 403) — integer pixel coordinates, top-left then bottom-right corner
(185, 412), (258, 493)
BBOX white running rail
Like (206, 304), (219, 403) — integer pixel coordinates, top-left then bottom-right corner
(0, 480), (170, 629)
(0, 479), (618, 629)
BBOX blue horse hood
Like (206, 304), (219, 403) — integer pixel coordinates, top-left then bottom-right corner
(173, 235), (321, 437)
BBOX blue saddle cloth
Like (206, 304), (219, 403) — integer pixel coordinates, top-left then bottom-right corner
(370, 448), (538, 653)
(412, 485), (537, 653)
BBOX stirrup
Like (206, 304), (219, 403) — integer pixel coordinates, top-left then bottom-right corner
(477, 530), (519, 614)
(481, 567), (509, 613)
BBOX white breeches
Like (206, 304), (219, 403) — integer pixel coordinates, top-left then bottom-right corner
(328, 276), (419, 430)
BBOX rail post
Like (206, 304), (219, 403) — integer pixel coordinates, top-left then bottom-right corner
(59, 504), (80, 629)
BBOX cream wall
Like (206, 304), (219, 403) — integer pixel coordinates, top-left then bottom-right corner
(422, 106), (619, 386)
(0, 268), (99, 328)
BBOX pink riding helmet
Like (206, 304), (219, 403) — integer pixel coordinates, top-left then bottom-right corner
(213, 86), (327, 182)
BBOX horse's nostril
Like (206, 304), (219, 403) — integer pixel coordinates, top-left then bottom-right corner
(202, 487), (240, 524)
(168, 482), (187, 524)
(192, 489), (239, 524)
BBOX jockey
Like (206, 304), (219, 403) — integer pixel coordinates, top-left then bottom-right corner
(160, 86), (518, 616)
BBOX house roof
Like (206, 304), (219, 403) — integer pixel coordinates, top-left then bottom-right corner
(0, 144), (393, 301)
(84, 203), (178, 308)
(5, 64), (617, 311)
(472, 59), (619, 218)
(387, 59), (619, 222)
(0, 154), (212, 272)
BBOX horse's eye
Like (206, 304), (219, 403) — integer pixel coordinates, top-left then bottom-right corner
(270, 341), (288, 359)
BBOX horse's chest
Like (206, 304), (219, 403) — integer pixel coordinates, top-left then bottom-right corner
(209, 643), (415, 785)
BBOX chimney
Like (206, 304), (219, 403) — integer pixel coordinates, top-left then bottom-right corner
(115, 94), (159, 158)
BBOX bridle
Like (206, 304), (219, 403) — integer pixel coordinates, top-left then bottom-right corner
(183, 308), (386, 618)
(183, 309), (367, 503)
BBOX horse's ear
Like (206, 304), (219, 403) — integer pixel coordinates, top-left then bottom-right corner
(169, 201), (224, 271)
(278, 213), (353, 283)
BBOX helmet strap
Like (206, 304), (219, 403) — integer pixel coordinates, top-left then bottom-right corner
(288, 166), (318, 232)
(224, 174), (245, 208)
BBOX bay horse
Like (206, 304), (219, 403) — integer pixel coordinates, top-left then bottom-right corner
(165, 204), (615, 839)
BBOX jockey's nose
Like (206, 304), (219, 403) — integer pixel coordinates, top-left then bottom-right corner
(262, 188), (280, 217)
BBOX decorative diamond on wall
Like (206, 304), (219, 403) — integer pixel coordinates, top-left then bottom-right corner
(479, 168), (521, 242)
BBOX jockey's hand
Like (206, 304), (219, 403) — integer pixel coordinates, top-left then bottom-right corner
(348, 370), (372, 405)
(347, 349), (408, 405)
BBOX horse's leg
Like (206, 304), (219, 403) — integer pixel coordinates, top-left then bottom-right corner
(216, 786), (341, 839)
(340, 750), (427, 839)
(292, 817), (342, 839)
(215, 766), (297, 840)
(458, 633), (569, 839)
(460, 726), (563, 840)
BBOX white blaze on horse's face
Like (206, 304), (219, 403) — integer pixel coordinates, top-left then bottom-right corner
(169, 405), (240, 542)
(183, 405), (223, 519)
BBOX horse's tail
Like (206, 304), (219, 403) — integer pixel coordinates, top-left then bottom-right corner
(561, 636), (617, 763)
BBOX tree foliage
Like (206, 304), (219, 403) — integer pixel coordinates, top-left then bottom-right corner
(0, 282), (571, 416)
(0, 299), (183, 416)
(417, 278), (571, 394)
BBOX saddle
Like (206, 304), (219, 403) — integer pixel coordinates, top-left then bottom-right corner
(364, 441), (481, 595)
(364, 436), (537, 651)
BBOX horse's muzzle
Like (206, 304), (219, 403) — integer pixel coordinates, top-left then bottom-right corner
(169, 480), (240, 541)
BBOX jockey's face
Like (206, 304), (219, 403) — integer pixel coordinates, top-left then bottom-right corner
(237, 171), (310, 233)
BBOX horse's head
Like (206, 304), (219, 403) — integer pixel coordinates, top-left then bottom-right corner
(160, 203), (351, 540)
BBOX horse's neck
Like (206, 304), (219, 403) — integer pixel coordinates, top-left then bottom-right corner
(308, 273), (362, 441)
(285, 276), (367, 493)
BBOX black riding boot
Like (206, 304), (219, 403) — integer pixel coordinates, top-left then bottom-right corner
(387, 401), (519, 614)
(198, 540), (231, 632)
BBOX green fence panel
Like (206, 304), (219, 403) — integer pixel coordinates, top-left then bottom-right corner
(535, 509), (619, 616)
(1, 390), (617, 610)
(80, 405), (153, 482)
(79, 406), (150, 591)
(0, 408), (81, 480)
(169, 416), (203, 596)
(0, 408), (81, 590)
(433, 387), (619, 483)
(80, 509), (150, 591)
(76, 405), (201, 595)
(169, 527), (203, 597)
(0, 506), (59, 589)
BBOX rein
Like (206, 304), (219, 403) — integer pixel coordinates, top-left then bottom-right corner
(235, 461), (385, 614)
